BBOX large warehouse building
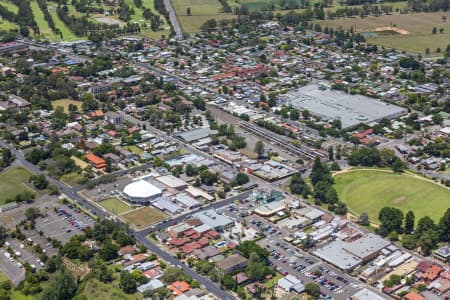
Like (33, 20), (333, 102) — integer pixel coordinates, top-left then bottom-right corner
(281, 84), (407, 129)
(122, 180), (163, 205)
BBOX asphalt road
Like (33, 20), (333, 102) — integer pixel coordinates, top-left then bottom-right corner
(0, 139), (239, 299)
(163, 0), (183, 40)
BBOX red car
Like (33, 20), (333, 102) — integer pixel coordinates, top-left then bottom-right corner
(283, 272), (289, 276)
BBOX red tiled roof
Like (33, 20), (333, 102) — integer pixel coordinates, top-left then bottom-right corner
(404, 292), (424, 300)
(182, 242), (201, 254)
(169, 238), (188, 247)
(168, 281), (191, 295)
(143, 268), (161, 279)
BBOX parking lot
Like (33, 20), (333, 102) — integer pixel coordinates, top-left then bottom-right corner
(35, 202), (96, 244)
(218, 201), (365, 300)
(0, 247), (25, 285)
(81, 175), (132, 202)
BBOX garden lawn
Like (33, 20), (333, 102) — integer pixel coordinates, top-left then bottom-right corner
(51, 99), (82, 113)
(334, 169), (450, 224)
(99, 197), (133, 215)
(0, 167), (36, 205)
(60, 172), (87, 187)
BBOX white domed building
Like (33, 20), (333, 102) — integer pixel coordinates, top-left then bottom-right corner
(123, 180), (162, 205)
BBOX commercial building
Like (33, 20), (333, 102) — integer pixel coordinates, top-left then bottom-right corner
(282, 84), (407, 129)
(352, 288), (387, 300)
(122, 180), (163, 205)
(313, 234), (390, 271)
(278, 275), (305, 293)
(156, 175), (188, 190)
(193, 209), (233, 231)
(0, 42), (28, 55)
(176, 128), (219, 143)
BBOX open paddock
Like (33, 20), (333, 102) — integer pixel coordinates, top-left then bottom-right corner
(314, 12), (450, 55)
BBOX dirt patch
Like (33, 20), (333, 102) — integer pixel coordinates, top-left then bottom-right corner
(94, 16), (125, 26)
(63, 257), (90, 280)
(392, 196), (407, 205)
(373, 26), (409, 35)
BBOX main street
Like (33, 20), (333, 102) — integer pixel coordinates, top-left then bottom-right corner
(0, 139), (239, 300)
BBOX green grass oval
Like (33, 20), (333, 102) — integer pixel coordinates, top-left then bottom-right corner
(333, 169), (450, 224)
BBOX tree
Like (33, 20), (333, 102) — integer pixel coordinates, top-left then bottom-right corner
(438, 208), (450, 242)
(200, 18), (217, 31)
(358, 213), (370, 226)
(93, 260), (113, 283)
(99, 239), (119, 261)
(404, 211), (415, 234)
(237, 241), (268, 259)
(305, 283), (320, 298)
(289, 173), (310, 198)
(334, 202), (348, 215)
(235, 173), (249, 185)
(418, 231), (435, 256)
(432, 27), (437, 34)
(415, 216), (437, 237)
(246, 253), (266, 281)
(328, 146), (334, 160)
(25, 208), (41, 221)
(31, 174), (49, 190)
(310, 158), (332, 185)
(378, 207), (404, 236)
(120, 271), (137, 294)
(391, 157), (405, 173)
(402, 234), (417, 250)
(40, 269), (77, 300)
(254, 141), (265, 159)
(186, 7), (191, 15)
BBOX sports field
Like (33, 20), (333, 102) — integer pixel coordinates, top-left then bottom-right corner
(0, 167), (36, 205)
(99, 197), (133, 215)
(121, 206), (167, 229)
(314, 12), (450, 55)
(334, 169), (450, 224)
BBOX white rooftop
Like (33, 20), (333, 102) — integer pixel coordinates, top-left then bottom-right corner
(123, 180), (162, 199)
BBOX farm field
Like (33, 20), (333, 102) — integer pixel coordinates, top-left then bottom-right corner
(99, 197), (133, 215)
(334, 169), (450, 224)
(0, 167), (36, 205)
(51, 99), (83, 113)
(314, 12), (450, 55)
(172, 0), (238, 32)
(121, 206), (167, 229)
